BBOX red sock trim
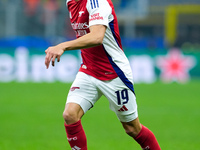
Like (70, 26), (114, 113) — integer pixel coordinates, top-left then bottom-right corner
(64, 120), (83, 135)
(134, 125), (149, 144)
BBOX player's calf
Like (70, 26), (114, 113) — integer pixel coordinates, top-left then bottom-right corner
(121, 117), (142, 138)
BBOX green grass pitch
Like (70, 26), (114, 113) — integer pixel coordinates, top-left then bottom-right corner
(0, 80), (200, 150)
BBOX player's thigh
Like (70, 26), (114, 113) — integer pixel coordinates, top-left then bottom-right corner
(97, 77), (138, 122)
(66, 72), (102, 114)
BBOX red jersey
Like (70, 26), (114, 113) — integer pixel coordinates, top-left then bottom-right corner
(66, 0), (133, 83)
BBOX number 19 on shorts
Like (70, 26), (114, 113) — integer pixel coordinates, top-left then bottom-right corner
(115, 89), (129, 105)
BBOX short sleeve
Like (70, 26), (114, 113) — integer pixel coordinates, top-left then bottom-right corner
(86, 0), (112, 27)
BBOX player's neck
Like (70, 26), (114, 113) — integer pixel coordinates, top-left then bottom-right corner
(75, 0), (79, 1)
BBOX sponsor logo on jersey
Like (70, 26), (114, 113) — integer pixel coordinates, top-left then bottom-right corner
(71, 22), (89, 30)
(72, 146), (81, 150)
(70, 87), (80, 91)
(75, 30), (87, 37)
(118, 105), (128, 112)
(89, 13), (103, 22)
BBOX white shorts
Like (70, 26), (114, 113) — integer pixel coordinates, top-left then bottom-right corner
(66, 72), (138, 122)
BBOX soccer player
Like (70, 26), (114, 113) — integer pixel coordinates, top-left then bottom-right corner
(45, 0), (161, 149)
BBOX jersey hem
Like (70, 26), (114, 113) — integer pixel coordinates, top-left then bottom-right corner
(79, 70), (118, 81)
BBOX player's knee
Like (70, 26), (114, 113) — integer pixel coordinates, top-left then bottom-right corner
(63, 110), (79, 125)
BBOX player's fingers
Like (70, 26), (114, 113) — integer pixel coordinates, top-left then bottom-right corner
(57, 56), (60, 62)
(45, 56), (50, 69)
(45, 52), (52, 69)
(51, 55), (57, 67)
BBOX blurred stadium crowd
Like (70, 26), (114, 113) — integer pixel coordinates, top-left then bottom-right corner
(0, 0), (200, 49)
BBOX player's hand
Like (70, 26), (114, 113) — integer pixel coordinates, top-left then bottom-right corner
(45, 44), (65, 69)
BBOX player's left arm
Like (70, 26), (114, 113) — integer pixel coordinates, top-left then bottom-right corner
(45, 24), (106, 69)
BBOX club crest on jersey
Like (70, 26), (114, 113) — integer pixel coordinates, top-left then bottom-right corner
(79, 11), (84, 17)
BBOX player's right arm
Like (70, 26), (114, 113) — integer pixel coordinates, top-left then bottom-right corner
(45, 24), (107, 69)
(61, 24), (106, 50)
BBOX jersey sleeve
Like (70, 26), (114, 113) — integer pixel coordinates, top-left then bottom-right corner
(86, 0), (113, 27)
